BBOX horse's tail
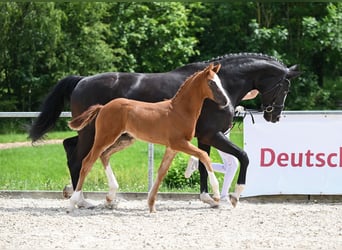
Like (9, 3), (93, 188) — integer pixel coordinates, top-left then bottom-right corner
(28, 76), (84, 142)
(287, 65), (301, 79)
(68, 105), (103, 131)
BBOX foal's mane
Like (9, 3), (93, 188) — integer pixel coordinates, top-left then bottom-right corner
(204, 52), (286, 68)
(171, 68), (206, 104)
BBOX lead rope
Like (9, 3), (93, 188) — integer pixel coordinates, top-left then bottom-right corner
(225, 106), (256, 136)
(234, 106), (255, 129)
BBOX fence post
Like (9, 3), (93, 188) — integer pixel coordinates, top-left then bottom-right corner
(148, 143), (154, 192)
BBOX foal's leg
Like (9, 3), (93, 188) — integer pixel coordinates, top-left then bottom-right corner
(173, 141), (220, 205)
(205, 131), (249, 207)
(100, 154), (119, 209)
(68, 151), (100, 212)
(148, 147), (177, 213)
(100, 134), (135, 208)
(197, 142), (218, 207)
(68, 134), (121, 212)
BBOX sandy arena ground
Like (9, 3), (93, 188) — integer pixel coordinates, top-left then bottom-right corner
(1, 196), (342, 249)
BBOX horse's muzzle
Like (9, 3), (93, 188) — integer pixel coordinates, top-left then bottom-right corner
(263, 112), (281, 123)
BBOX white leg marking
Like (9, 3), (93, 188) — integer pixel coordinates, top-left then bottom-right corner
(104, 164), (119, 209)
(68, 190), (81, 212)
(207, 171), (220, 200)
(105, 164), (119, 202)
(229, 184), (245, 208)
(199, 192), (219, 208)
(234, 184), (245, 198)
(76, 191), (95, 209)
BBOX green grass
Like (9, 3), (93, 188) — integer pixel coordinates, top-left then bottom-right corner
(0, 130), (77, 143)
(0, 125), (243, 192)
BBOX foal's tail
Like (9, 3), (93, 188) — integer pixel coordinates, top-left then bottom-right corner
(68, 104), (103, 131)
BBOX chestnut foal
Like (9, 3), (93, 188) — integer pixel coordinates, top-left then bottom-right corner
(68, 64), (229, 212)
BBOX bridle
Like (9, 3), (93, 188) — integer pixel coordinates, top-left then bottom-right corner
(261, 78), (291, 113)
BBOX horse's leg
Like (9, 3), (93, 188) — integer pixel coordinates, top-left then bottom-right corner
(100, 133), (135, 208)
(203, 131), (249, 207)
(148, 147), (177, 213)
(62, 136), (78, 198)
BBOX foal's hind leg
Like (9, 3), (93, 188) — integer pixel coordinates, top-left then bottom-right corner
(100, 134), (135, 209)
(68, 135), (122, 212)
(148, 147), (177, 213)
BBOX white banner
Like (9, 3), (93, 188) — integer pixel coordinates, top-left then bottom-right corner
(242, 111), (342, 197)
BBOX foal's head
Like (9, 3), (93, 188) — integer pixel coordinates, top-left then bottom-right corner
(202, 64), (229, 108)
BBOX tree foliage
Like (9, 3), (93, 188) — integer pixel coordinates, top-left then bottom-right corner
(0, 2), (341, 113)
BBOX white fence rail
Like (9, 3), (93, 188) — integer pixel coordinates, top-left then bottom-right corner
(0, 112), (71, 118)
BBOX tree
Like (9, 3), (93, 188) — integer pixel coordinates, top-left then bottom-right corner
(191, 2), (341, 110)
(55, 2), (114, 76)
(106, 2), (199, 72)
(0, 2), (340, 113)
(302, 3), (342, 87)
(0, 3), (62, 111)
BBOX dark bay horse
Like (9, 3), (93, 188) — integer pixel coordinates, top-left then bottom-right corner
(29, 53), (300, 207)
(67, 64), (228, 212)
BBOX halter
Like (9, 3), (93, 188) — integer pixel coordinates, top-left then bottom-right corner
(261, 78), (291, 113)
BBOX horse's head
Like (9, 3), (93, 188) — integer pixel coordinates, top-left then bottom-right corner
(258, 64), (300, 123)
(205, 63), (230, 108)
(259, 78), (290, 122)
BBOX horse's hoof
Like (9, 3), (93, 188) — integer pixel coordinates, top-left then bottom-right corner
(229, 194), (238, 208)
(200, 193), (219, 208)
(63, 185), (73, 199)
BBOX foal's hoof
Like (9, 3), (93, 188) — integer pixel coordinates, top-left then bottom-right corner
(149, 205), (157, 213)
(200, 193), (219, 208)
(147, 199), (157, 213)
(66, 207), (74, 214)
(77, 199), (96, 209)
(105, 200), (119, 210)
(63, 185), (73, 199)
(229, 194), (239, 208)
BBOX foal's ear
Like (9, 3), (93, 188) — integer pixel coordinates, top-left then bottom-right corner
(206, 63), (214, 71)
(212, 63), (221, 73)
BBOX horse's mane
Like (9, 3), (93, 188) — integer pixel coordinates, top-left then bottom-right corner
(204, 52), (286, 68)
